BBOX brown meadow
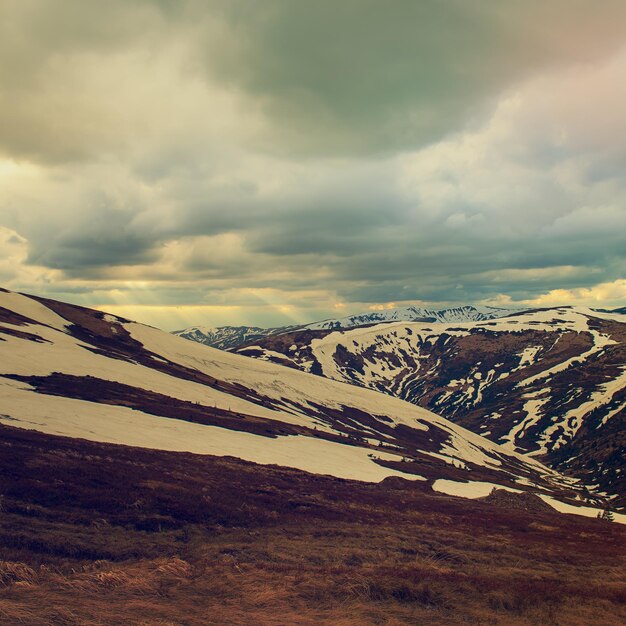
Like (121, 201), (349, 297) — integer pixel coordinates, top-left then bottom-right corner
(1, 424), (625, 625)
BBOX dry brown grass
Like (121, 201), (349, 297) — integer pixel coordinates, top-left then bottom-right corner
(2, 529), (624, 626)
(1, 425), (625, 625)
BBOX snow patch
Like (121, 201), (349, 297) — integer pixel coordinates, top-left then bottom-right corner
(0, 378), (425, 484)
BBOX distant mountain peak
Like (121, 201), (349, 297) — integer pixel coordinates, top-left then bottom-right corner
(172, 324), (295, 351)
(304, 304), (523, 330)
(173, 304), (527, 350)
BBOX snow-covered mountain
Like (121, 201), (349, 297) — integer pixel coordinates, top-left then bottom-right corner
(237, 306), (626, 508)
(173, 304), (523, 350)
(0, 288), (611, 517)
(303, 304), (523, 330)
(594, 305), (626, 315)
(173, 325), (294, 351)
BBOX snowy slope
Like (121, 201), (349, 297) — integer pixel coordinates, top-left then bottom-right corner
(0, 289), (601, 515)
(238, 306), (626, 508)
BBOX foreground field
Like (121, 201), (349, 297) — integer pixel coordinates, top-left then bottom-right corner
(1, 425), (625, 626)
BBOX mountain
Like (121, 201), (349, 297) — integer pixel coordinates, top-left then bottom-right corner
(2, 289), (626, 625)
(173, 304), (523, 350)
(237, 306), (626, 508)
(0, 288), (609, 510)
(303, 304), (523, 330)
(594, 305), (626, 315)
(172, 324), (294, 351)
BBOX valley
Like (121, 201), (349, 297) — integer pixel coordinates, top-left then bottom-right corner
(235, 307), (626, 508)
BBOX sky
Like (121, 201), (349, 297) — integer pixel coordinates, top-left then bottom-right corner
(1, 0), (626, 330)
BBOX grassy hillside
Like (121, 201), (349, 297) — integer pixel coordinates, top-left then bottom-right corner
(1, 425), (624, 626)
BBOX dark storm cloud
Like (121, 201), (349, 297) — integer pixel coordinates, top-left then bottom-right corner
(4, 0), (626, 164)
(1, 0), (626, 322)
(200, 0), (626, 155)
(22, 193), (160, 271)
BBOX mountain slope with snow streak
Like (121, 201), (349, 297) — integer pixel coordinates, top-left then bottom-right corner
(0, 288), (605, 516)
(238, 306), (626, 508)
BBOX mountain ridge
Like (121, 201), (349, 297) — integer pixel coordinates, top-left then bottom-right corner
(0, 288), (613, 518)
(235, 306), (626, 508)
(173, 304), (525, 350)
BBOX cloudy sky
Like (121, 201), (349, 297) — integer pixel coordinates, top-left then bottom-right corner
(2, 0), (626, 329)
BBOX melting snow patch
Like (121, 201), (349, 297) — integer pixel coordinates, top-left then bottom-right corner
(538, 496), (626, 525)
(432, 478), (626, 525)
(432, 479), (521, 499)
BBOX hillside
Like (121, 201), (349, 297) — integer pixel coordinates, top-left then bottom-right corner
(0, 288), (591, 503)
(2, 425), (625, 626)
(237, 307), (626, 508)
(1, 289), (626, 625)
